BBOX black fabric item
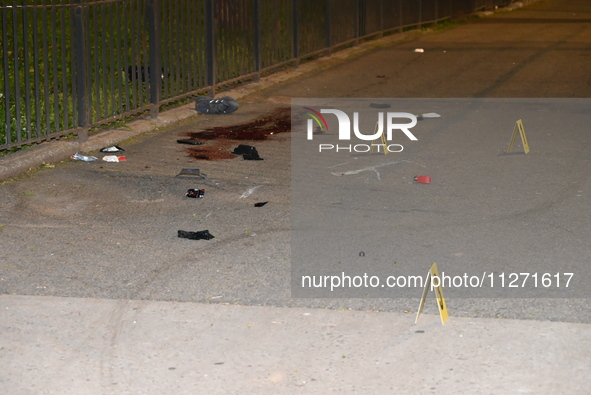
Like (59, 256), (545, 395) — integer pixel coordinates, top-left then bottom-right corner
(370, 103), (391, 108)
(243, 151), (263, 160)
(178, 230), (214, 240)
(177, 139), (202, 145)
(232, 145), (256, 155)
(195, 96), (239, 114)
(233, 145), (263, 160)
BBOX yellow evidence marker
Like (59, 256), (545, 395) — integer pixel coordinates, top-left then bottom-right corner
(370, 121), (388, 155)
(415, 262), (449, 325)
(507, 119), (530, 154)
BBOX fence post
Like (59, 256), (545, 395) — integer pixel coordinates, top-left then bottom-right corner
(253, 0), (261, 81)
(359, 0), (367, 40)
(399, 0), (402, 32)
(354, 0), (360, 45)
(147, 0), (161, 118)
(378, 0), (384, 38)
(205, 0), (216, 97)
(418, 0), (422, 28)
(73, 5), (89, 143)
(292, 0), (299, 67)
(325, 0), (331, 55)
(435, 0), (438, 24)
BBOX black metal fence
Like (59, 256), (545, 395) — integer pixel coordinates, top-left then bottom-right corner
(1, 0), (513, 151)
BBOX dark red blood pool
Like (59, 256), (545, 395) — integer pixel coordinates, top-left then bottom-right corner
(186, 107), (291, 160)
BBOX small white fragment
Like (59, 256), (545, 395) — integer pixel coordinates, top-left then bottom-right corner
(102, 155), (120, 162)
(240, 186), (260, 199)
(331, 160), (408, 180)
(414, 48), (424, 53)
(420, 112), (441, 119)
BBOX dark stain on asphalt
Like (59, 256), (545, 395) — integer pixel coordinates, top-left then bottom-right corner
(185, 107), (291, 160)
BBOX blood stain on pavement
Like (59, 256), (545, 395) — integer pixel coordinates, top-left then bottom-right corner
(185, 107), (291, 160)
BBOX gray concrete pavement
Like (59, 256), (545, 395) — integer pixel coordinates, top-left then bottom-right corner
(1, 294), (587, 394)
(1, 0), (590, 393)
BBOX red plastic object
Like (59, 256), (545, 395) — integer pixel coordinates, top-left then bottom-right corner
(414, 175), (431, 184)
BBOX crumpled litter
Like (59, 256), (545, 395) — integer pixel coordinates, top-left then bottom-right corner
(186, 189), (205, 198)
(100, 145), (125, 153)
(102, 155), (127, 162)
(71, 152), (97, 162)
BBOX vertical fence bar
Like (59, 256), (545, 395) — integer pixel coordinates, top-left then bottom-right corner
(22, 8), (32, 140)
(147, 0), (161, 118)
(139, 0), (147, 106)
(91, 4), (98, 121)
(171, 0), (178, 96)
(107, 2), (115, 117)
(60, 7), (69, 130)
(115, 0), (123, 115)
(435, 0), (438, 23)
(32, 6), (41, 138)
(90, 4), (98, 122)
(189, 0), (197, 91)
(205, 0), (215, 96)
(232, 1), (238, 78)
(73, 5), (89, 142)
(181, 0), (188, 94)
(177, 0), (183, 94)
(180, 0), (187, 93)
(51, 6), (60, 134)
(12, 3), (22, 142)
(418, 0), (422, 28)
(173, 0), (180, 96)
(2, 7), (11, 145)
(100, 3), (107, 119)
(197, 0), (205, 89)
(168, 1), (180, 95)
(378, 0), (384, 38)
(41, 3), (50, 136)
(162, 0), (169, 98)
(220, 0), (226, 82)
(69, 7), (77, 127)
(354, 0), (360, 45)
(189, 0), (195, 89)
(253, 0), (261, 81)
(138, 0), (147, 106)
(129, 1), (137, 110)
(398, 0), (402, 32)
(325, 0), (331, 55)
(121, 1), (130, 112)
(358, 0), (364, 40)
(216, 1), (225, 83)
(292, 0), (299, 67)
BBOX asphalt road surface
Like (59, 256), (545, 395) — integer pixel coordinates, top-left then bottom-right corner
(1, 0), (590, 324)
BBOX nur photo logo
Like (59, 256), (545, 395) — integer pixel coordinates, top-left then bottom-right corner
(303, 107), (418, 153)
